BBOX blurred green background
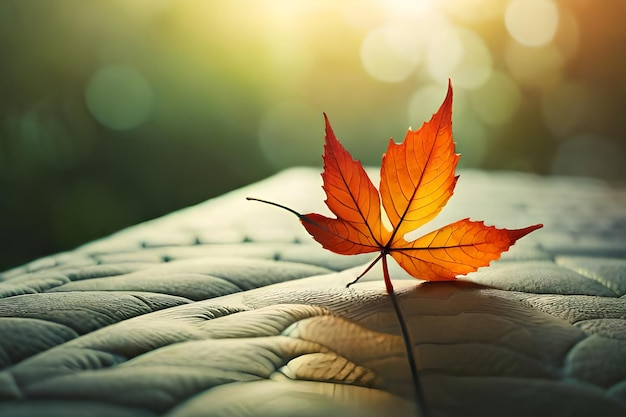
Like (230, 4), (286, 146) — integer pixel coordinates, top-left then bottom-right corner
(1, 0), (625, 271)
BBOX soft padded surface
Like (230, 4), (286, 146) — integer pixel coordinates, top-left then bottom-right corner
(1, 168), (625, 417)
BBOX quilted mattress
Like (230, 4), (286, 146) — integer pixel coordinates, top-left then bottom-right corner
(1, 168), (625, 417)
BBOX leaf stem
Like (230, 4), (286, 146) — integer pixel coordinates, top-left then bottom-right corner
(246, 197), (303, 217)
(346, 253), (383, 288)
(381, 254), (394, 294)
(383, 256), (428, 417)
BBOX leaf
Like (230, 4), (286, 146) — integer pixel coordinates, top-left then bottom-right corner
(298, 115), (391, 255)
(248, 80), (542, 292)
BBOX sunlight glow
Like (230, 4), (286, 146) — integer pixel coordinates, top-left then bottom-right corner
(380, 0), (435, 19)
(360, 26), (422, 83)
(427, 28), (492, 89)
(441, 0), (506, 23)
(505, 0), (559, 47)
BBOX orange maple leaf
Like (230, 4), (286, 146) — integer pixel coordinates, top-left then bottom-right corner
(249, 81), (542, 294)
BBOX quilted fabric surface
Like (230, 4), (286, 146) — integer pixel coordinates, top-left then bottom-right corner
(1, 168), (625, 417)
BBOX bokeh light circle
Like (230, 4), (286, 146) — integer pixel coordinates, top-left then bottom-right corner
(85, 65), (154, 131)
(360, 26), (421, 83)
(407, 84), (451, 125)
(427, 28), (493, 89)
(425, 28), (463, 83)
(505, 0), (559, 47)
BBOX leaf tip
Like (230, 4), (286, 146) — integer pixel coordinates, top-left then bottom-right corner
(508, 223), (543, 242)
(323, 112), (333, 134)
(443, 79), (453, 109)
(322, 113), (342, 152)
